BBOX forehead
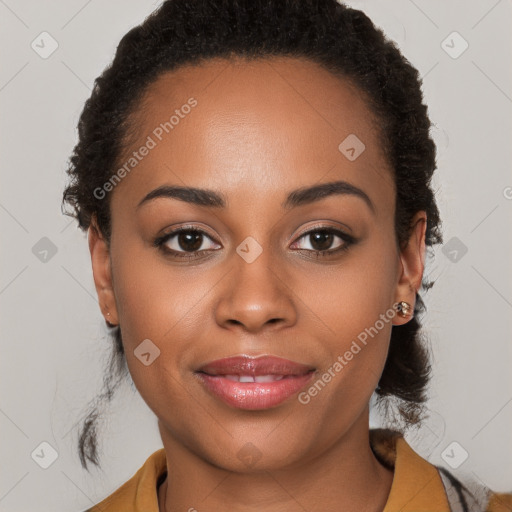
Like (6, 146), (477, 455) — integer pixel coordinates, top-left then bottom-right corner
(112, 56), (394, 214)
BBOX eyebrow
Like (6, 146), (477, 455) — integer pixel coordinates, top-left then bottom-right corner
(137, 180), (375, 213)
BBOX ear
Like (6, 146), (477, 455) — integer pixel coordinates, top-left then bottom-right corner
(88, 216), (119, 326)
(392, 211), (427, 326)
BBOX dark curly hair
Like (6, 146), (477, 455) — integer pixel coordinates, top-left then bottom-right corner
(62, 0), (443, 471)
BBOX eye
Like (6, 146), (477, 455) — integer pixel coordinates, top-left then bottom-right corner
(290, 227), (355, 257)
(154, 224), (356, 261)
(154, 226), (221, 260)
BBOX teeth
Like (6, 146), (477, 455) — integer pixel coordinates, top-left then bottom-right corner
(223, 374), (285, 383)
(255, 375), (285, 383)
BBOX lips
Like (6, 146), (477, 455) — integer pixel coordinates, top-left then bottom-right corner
(197, 355), (314, 377)
(195, 355), (315, 410)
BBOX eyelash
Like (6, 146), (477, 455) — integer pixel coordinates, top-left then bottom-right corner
(153, 225), (356, 261)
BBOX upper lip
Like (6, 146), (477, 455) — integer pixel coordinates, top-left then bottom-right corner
(197, 355), (315, 377)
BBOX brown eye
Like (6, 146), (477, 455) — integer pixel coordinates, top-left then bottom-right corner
(292, 228), (354, 255)
(154, 227), (221, 259)
(176, 231), (204, 252)
(307, 231), (335, 251)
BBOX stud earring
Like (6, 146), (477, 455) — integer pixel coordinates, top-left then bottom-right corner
(397, 301), (412, 318)
(105, 311), (117, 328)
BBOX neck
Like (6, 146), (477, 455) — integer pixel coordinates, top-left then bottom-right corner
(157, 407), (393, 512)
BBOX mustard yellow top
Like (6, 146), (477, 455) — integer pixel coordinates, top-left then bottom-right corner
(85, 429), (512, 512)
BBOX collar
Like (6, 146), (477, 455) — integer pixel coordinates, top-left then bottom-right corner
(88, 428), (452, 511)
(370, 428), (451, 511)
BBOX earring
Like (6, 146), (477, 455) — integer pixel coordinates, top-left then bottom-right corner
(105, 311), (117, 328)
(397, 301), (412, 318)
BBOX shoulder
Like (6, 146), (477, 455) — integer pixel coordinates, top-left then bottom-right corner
(83, 448), (167, 512)
(436, 466), (512, 512)
(370, 428), (512, 512)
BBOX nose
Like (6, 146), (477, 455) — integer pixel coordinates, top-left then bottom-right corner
(214, 247), (298, 334)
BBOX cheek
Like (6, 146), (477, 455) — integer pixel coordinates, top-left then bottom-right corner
(299, 233), (399, 397)
(111, 240), (206, 345)
(112, 221), (399, 359)
(109, 239), (221, 394)
(109, 221), (399, 411)
(310, 232), (399, 339)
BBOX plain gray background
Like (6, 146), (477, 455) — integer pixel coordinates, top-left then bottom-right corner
(1, 0), (511, 510)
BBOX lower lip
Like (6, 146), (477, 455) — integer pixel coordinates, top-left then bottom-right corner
(196, 372), (315, 410)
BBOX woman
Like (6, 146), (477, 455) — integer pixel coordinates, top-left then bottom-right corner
(62, 0), (511, 510)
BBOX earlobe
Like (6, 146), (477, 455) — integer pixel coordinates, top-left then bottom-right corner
(392, 212), (427, 326)
(88, 216), (119, 326)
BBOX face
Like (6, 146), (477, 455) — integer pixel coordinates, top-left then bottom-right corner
(89, 56), (426, 471)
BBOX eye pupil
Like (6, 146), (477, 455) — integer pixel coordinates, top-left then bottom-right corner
(310, 231), (333, 251)
(178, 232), (202, 251)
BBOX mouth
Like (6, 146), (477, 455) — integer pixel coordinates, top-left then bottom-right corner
(195, 355), (316, 410)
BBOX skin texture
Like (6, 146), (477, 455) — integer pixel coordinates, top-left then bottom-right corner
(88, 57), (426, 511)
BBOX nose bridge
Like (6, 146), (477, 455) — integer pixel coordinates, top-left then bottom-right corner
(215, 236), (296, 332)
